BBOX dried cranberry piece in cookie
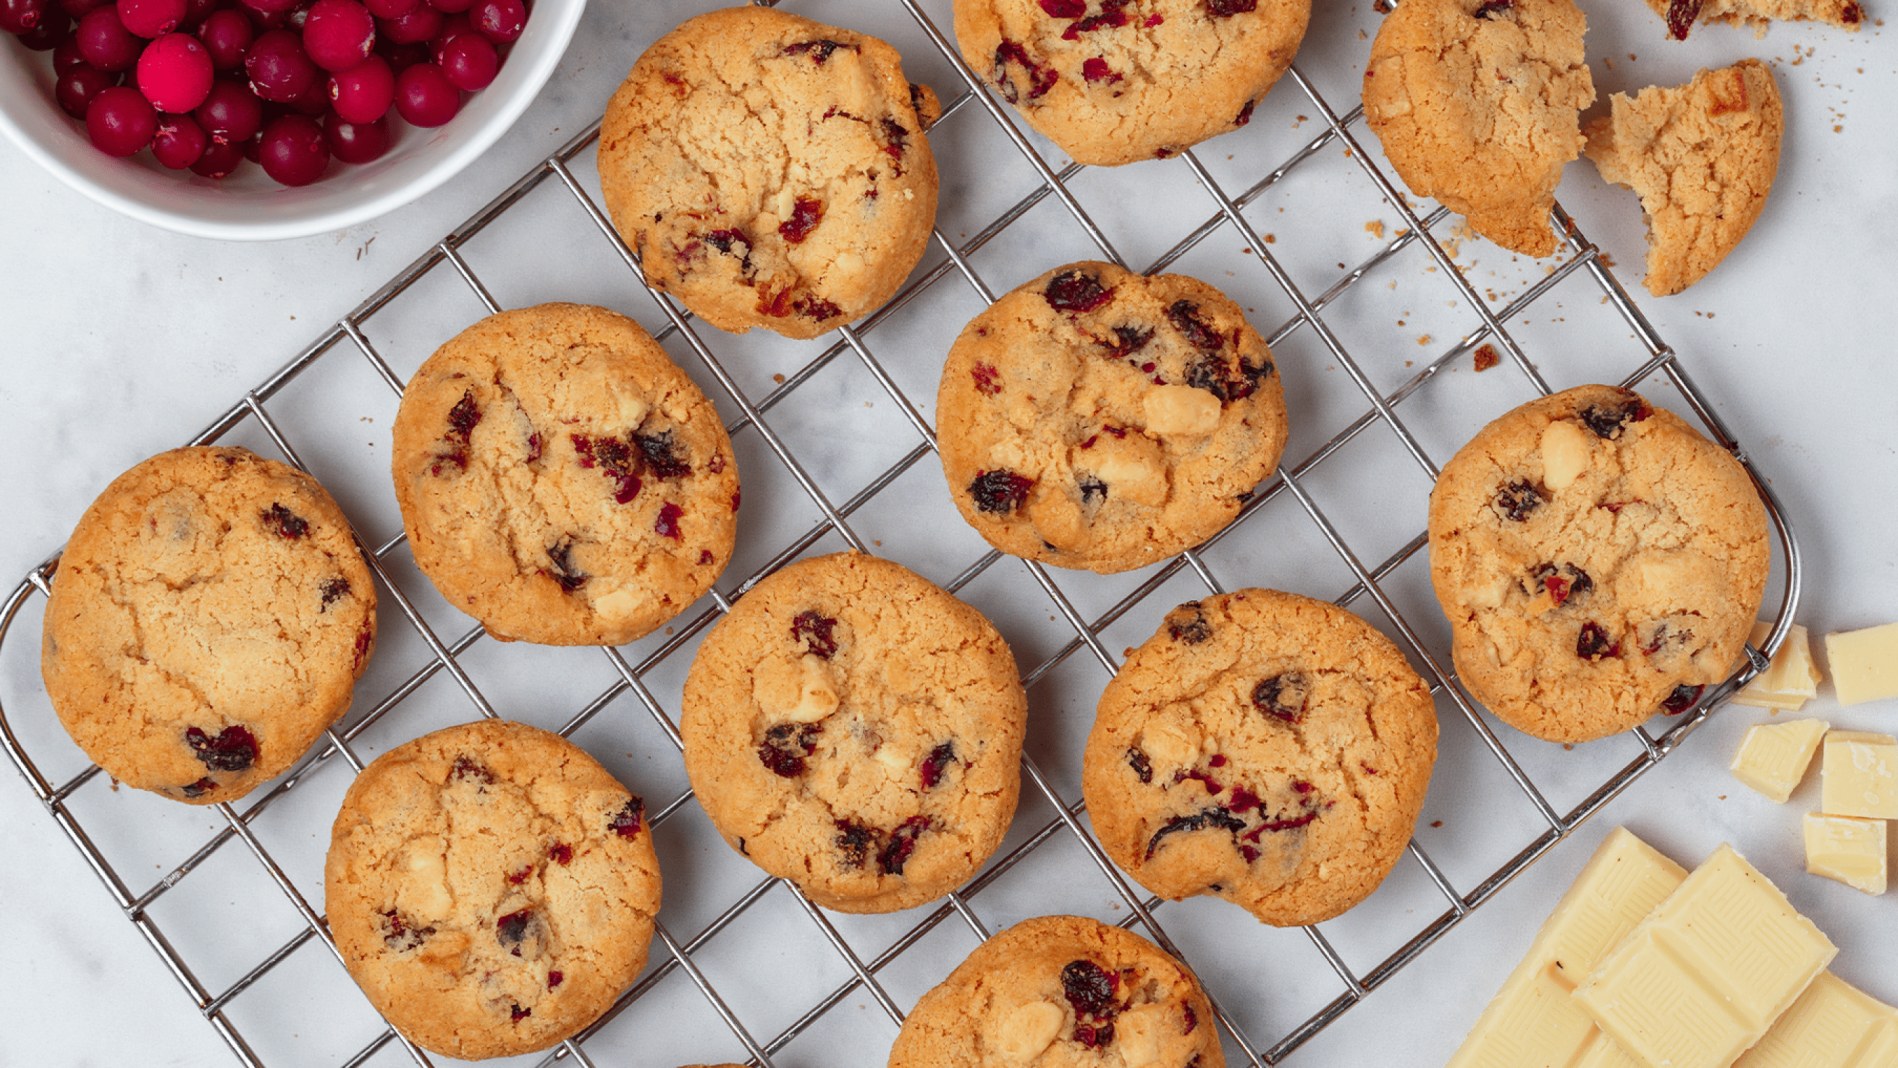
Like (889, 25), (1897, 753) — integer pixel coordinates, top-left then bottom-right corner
(1145, 806), (1245, 858)
(1078, 474), (1108, 506)
(791, 610), (839, 659)
(1473, 0), (1513, 17)
(319, 577), (351, 609)
(968, 470), (1034, 514)
(1577, 621), (1621, 660)
(1251, 673), (1309, 723)
(571, 434), (642, 504)
(186, 725), (258, 772)
(543, 538), (588, 592)
(1061, 959), (1118, 1016)
(781, 38), (849, 64)
(180, 777), (218, 798)
(1100, 324), (1154, 358)
(1037, 0), (1085, 15)
(778, 197), (823, 243)
(608, 797), (646, 839)
(429, 389), (482, 475)
(991, 40), (1057, 104)
(260, 503), (309, 539)
(920, 741), (957, 789)
(1494, 479), (1545, 521)
(382, 909), (434, 951)
(1207, 0), (1258, 14)
(880, 118), (911, 172)
(1075, 1022), (1116, 1048)
(876, 815), (930, 875)
(1167, 300), (1223, 352)
(1126, 746), (1153, 783)
(758, 722), (823, 777)
(971, 363), (1003, 395)
(1166, 601), (1213, 645)
(1664, 0), (1703, 39)
(654, 502), (685, 540)
(1062, 0), (1133, 38)
(496, 908), (534, 952)
(451, 755), (494, 784)
(834, 819), (874, 868)
(1579, 396), (1653, 439)
(1045, 269), (1114, 313)
(634, 430), (691, 479)
(509, 1004), (531, 1021)
(1082, 57), (1121, 84)
(1661, 684), (1704, 714)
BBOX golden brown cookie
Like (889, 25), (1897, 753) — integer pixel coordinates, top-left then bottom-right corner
(598, 6), (940, 339)
(681, 552), (1026, 913)
(325, 720), (660, 1060)
(1585, 60), (1784, 297)
(1362, 0), (1595, 258)
(41, 446), (375, 804)
(1645, 0), (1864, 39)
(1427, 386), (1771, 743)
(391, 303), (738, 647)
(887, 914), (1224, 1067)
(1083, 590), (1437, 926)
(937, 261), (1288, 574)
(949, 0), (1310, 166)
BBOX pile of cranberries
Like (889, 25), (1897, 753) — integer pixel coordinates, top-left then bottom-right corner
(2, 0), (528, 185)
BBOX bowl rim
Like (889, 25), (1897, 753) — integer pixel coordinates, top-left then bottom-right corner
(0, 0), (587, 242)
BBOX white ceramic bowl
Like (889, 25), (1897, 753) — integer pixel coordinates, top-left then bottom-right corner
(0, 0), (584, 241)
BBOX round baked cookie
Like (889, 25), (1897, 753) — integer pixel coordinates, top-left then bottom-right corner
(391, 303), (738, 647)
(887, 914), (1224, 1067)
(681, 552), (1026, 913)
(951, 0), (1310, 166)
(41, 446), (376, 805)
(1082, 590), (1437, 927)
(1362, 0), (1595, 258)
(938, 260), (1288, 574)
(598, 6), (940, 339)
(1427, 385), (1770, 743)
(325, 719), (661, 1060)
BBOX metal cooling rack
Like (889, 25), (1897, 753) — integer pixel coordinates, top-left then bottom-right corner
(0, 0), (1804, 1064)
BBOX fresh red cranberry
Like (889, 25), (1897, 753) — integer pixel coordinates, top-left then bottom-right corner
(1661, 684), (1703, 714)
(1576, 622), (1620, 661)
(238, 0), (299, 19)
(76, 7), (140, 69)
(258, 113), (328, 184)
(188, 135), (244, 176)
(17, 7), (70, 47)
(136, 32), (212, 110)
(1037, 0), (1084, 14)
(778, 196), (823, 243)
(542, 538), (586, 592)
(320, 111), (388, 161)
(1494, 479), (1544, 522)
(1664, 0), (1701, 38)
(968, 470), (1033, 514)
(919, 741), (956, 789)
(327, 54), (392, 119)
(56, 64), (118, 118)
(876, 816), (929, 875)
(608, 797), (645, 839)
(758, 722), (822, 777)
(1061, 960), (1117, 1017)
(1167, 602), (1212, 644)
(791, 610), (838, 659)
(185, 724), (258, 771)
(1045, 269), (1113, 312)
(394, 61), (459, 125)
(364, 0), (416, 17)
(376, 3), (436, 42)
(1145, 806), (1245, 859)
(1206, 0), (1258, 14)
(465, 0), (516, 42)
(54, 36), (86, 70)
(245, 28), (317, 101)
(115, 0), (181, 38)
(59, 0), (107, 18)
(1081, 56), (1120, 83)
(436, 29), (493, 89)
(85, 85), (156, 154)
(301, 0), (372, 70)
(196, 8), (250, 68)
(1125, 747), (1152, 783)
(1251, 673), (1307, 722)
(0, 0), (47, 34)
(150, 112), (206, 166)
(425, 0), (469, 15)
(495, 908), (534, 950)
(194, 77), (260, 143)
(653, 502), (684, 540)
(781, 37), (847, 63)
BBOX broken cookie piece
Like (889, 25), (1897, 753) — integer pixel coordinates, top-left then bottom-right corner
(1644, 0), (1863, 41)
(1584, 60), (1783, 297)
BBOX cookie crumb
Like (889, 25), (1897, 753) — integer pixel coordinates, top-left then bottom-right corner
(1473, 343), (1500, 372)
(1430, 819), (1443, 828)
(773, 373), (786, 384)
(1365, 220), (1387, 239)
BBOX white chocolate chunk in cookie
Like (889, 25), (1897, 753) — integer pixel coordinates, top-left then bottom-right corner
(1115, 1003), (1173, 1066)
(1143, 385), (1222, 438)
(1540, 419), (1593, 491)
(989, 1000), (1064, 1061)
(1092, 434), (1168, 508)
(751, 654), (840, 724)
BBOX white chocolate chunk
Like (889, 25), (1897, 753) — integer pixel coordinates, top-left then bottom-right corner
(1142, 385), (1222, 437)
(1803, 813), (1888, 895)
(1824, 621), (1898, 706)
(1733, 621), (1823, 711)
(1736, 972), (1898, 1067)
(1540, 419), (1593, 491)
(989, 1000), (1063, 1061)
(1730, 718), (1829, 803)
(1113, 1004), (1171, 1066)
(1821, 731), (1898, 820)
(752, 654), (839, 724)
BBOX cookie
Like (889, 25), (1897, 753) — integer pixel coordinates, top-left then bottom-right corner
(391, 303), (738, 647)
(1646, 0), (1863, 39)
(1362, 0), (1595, 258)
(41, 446), (376, 805)
(1427, 385), (1771, 743)
(680, 552), (1026, 913)
(325, 719), (661, 1060)
(598, 6), (940, 340)
(1082, 590), (1437, 926)
(937, 261), (1288, 574)
(1584, 61), (1783, 297)
(887, 914), (1224, 1067)
(950, 0), (1310, 166)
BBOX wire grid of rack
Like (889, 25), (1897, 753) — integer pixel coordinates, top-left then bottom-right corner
(0, 0), (1803, 1064)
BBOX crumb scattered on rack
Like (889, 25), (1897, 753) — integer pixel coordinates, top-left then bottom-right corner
(1417, 335), (1432, 346)
(772, 373), (785, 384)
(1473, 344), (1500, 372)
(1430, 819), (1443, 828)
(1365, 220), (1386, 240)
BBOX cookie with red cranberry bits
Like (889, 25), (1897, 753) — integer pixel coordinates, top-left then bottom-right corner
(1644, 0), (1863, 40)
(1427, 385), (1770, 743)
(1083, 590), (1437, 926)
(1362, 0), (1594, 258)
(391, 303), (738, 647)
(938, 261), (1287, 574)
(888, 914), (1224, 1067)
(952, 0), (1309, 166)
(681, 552), (1026, 913)
(325, 719), (661, 1061)
(41, 446), (376, 805)
(597, 6), (939, 340)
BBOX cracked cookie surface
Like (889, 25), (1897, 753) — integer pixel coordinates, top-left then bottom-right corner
(325, 719), (661, 1060)
(1082, 589), (1436, 926)
(1427, 385), (1770, 743)
(598, 6), (940, 339)
(1642, 0), (1862, 39)
(681, 552), (1026, 913)
(1362, 0), (1595, 257)
(887, 914), (1224, 1067)
(41, 446), (376, 804)
(1585, 60), (1783, 297)
(391, 303), (738, 647)
(950, 0), (1310, 166)
(938, 261), (1288, 574)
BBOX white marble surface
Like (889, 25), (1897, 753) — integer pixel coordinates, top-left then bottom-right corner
(3, 1), (1896, 1065)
